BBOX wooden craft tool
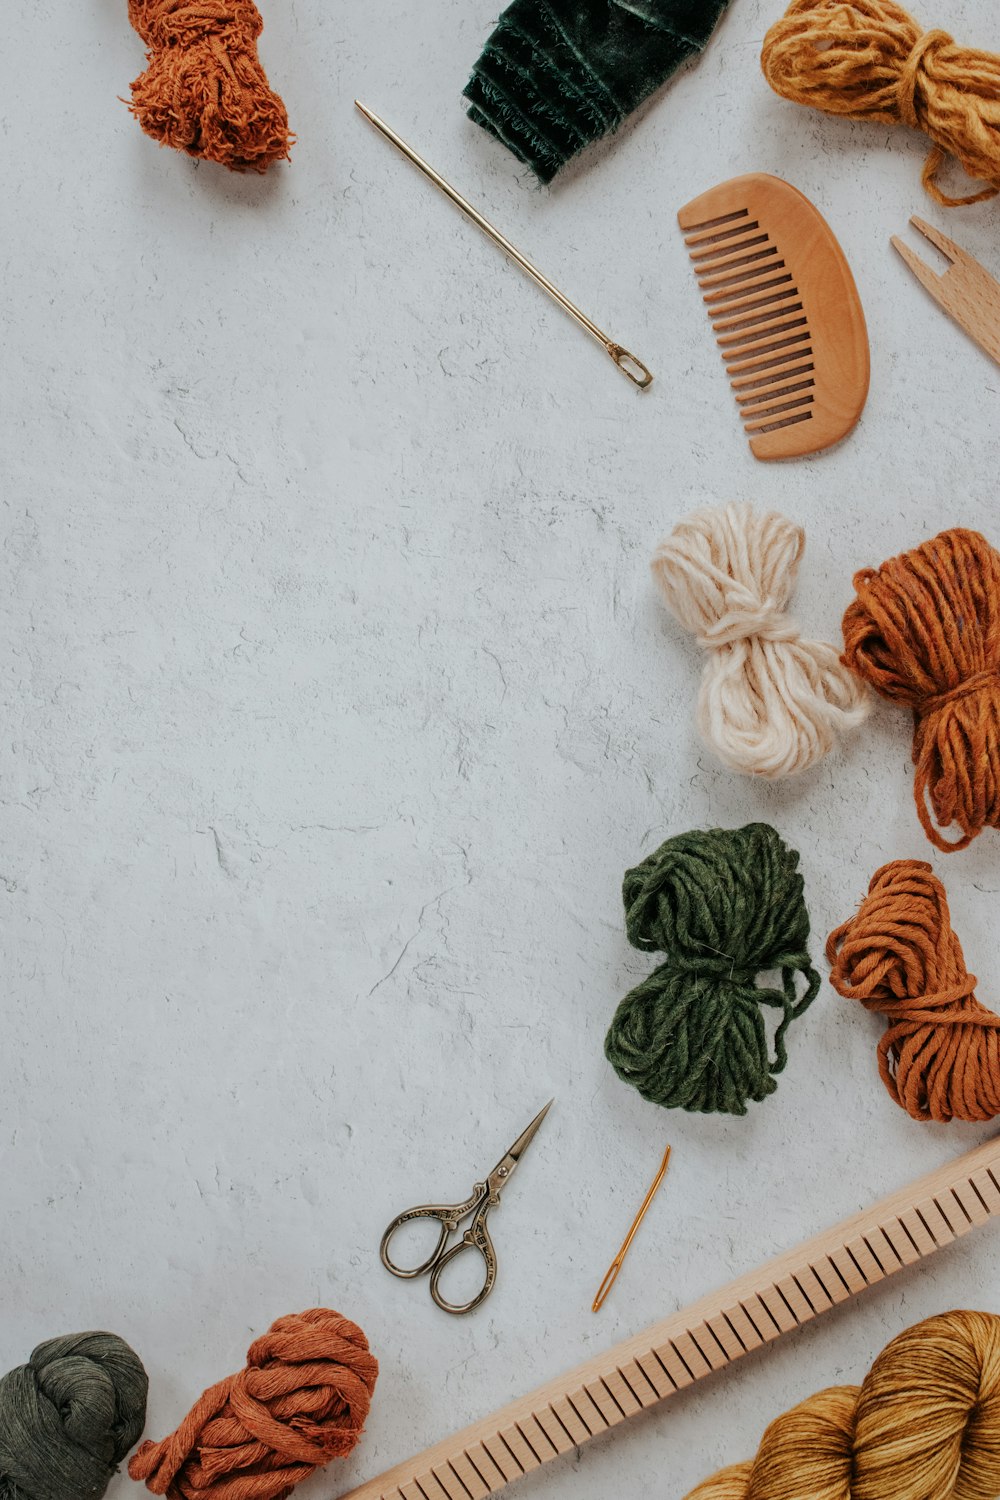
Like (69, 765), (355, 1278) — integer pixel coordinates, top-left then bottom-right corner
(341, 1134), (1000, 1500)
(355, 102), (654, 391)
(678, 174), (869, 460)
(892, 218), (1000, 367)
(592, 1143), (672, 1312)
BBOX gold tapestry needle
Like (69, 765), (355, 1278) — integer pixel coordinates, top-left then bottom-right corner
(355, 101), (653, 390)
(592, 1144), (672, 1312)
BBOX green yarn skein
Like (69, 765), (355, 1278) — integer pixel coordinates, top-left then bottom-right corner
(604, 823), (820, 1116)
(0, 1331), (148, 1500)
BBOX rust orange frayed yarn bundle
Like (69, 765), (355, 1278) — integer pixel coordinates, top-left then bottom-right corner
(827, 860), (1000, 1123)
(128, 1308), (377, 1500)
(842, 527), (1000, 852)
(127, 0), (293, 172)
(761, 0), (1000, 205)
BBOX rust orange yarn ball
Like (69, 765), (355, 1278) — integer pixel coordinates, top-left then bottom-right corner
(128, 1309), (377, 1500)
(842, 527), (1000, 852)
(127, 0), (293, 173)
(827, 860), (1000, 1123)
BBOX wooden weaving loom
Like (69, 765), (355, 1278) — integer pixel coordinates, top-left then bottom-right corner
(341, 1135), (1000, 1500)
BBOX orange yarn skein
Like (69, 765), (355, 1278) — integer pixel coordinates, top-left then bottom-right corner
(842, 527), (1000, 853)
(128, 1309), (378, 1500)
(127, 0), (293, 173)
(761, 0), (1000, 205)
(827, 860), (1000, 1123)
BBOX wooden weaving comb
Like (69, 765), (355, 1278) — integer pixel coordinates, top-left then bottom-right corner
(891, 217), (1000, 368)
(678, 174), (870, 460)
(341, 1135), (1000, 1500)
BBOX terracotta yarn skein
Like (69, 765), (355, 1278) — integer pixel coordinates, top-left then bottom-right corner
(128, 1309), (377, 1500)
(842, 527), (1000, 852)
(127, 0), (293, 172)
(761, 0), (1000, 206)
(827, 860), (1000, 1123)
(684, 1309), (1000, 1500)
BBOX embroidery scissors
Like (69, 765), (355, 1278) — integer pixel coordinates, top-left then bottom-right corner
(380, 1100), (553, 1315)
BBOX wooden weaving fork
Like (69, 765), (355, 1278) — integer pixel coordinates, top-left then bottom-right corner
(892, 218), (1000, 367)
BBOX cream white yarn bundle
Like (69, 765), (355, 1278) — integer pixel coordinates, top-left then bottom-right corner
(651, 502), (869, 778)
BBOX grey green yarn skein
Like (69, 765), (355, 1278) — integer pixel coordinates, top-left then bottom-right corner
(604, 824), (820, 1115)
(0, 1331), (147, 1500)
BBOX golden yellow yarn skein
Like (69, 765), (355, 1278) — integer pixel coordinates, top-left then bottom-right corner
(684, 1310), (1000, 1500)
(761, 0), (1000, 205)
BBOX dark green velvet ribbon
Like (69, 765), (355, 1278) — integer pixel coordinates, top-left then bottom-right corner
(464, 0), (732, 183)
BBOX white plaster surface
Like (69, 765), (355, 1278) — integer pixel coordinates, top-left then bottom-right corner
(4, 0), (1000, 1495)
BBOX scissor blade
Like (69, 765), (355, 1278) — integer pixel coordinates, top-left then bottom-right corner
(488, 1100), (554, 1185)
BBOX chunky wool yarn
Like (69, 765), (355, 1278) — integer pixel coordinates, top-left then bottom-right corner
(684, 1309), (1000, 1500)
(827, 860), (1000, 1123)
(0, 1331), (148, 1500)
(761, 0), (1000, 205)
(604, 824), (820, 1115)
(464, 0), (731, 184)
(128, 1309), (377, 1500)
(127, 0), (293, 172)
(652, 503), (868, 778)
(842, 527), (1000, 852)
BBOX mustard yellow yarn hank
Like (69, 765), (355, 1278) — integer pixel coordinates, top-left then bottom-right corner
(761, 0), (1000, 206)
(684, 1309), (1000, 1500)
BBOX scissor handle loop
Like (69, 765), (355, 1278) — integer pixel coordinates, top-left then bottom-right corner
(380, 1188), (485, 1279)
(429, 1211), (498, 1315)
(380, 1207), (454, 1279)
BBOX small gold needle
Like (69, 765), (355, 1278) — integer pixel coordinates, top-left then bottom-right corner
(592, 1144), (672, 1312)
(355, 101), (653, 390)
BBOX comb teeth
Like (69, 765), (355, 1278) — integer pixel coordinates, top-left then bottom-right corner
(683, 209), (814, 441)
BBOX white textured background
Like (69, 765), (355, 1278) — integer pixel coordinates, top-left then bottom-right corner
(4, 0), (1000, 1496)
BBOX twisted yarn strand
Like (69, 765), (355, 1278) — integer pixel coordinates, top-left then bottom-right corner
(127, 0), (293, 172)
(604, 824), (820, 1116)
(684, 1310), (1000, 1500)
(652, 503), (868, 779)
(842, 527), (1000, 852)
(827, 859), (1000, 1122)
(128, 1310), (377, 1500)
(761, 0), (1000, 205)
